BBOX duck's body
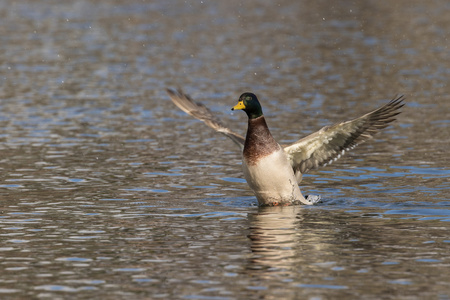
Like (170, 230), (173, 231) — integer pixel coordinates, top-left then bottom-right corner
(241, 116), (309, 205)
(167, 89), (404, 206)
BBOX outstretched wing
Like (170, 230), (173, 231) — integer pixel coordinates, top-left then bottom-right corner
(167, 89), (245, 149)
(284, 95), (405, 182)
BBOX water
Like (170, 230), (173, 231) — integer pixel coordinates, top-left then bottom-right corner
(0, 0), (449, 299)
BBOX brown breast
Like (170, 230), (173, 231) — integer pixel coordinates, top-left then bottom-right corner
(243, 116), (280, 165)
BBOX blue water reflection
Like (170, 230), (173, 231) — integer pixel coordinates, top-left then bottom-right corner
(0, 0), (449, 299)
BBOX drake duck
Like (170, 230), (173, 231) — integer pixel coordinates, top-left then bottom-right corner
(167, 89), (404, 206)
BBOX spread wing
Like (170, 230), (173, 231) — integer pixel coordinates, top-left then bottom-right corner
(284, 95), (405, 182)
(167, 89), (245, 149)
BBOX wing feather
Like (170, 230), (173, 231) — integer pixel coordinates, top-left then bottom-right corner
(284, 95), (405, 182)
(167, 89), (245, 149)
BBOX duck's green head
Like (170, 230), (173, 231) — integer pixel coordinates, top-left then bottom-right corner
(231, 92), (263, 119)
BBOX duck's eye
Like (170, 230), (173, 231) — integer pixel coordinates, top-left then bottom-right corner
(246, 96), (252, 101)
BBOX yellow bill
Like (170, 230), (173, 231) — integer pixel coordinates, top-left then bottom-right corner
(232, 101), (246, 111)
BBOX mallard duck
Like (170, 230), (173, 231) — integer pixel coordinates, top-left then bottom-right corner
(167, 89), (404, 206)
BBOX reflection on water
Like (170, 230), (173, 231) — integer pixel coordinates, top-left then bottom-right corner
(0, 0), (449, 299)
(248, 206), (450, 298)
(248, 207), (300, 276)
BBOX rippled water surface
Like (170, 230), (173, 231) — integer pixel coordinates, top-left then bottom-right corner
(1, 1), (449, 299)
